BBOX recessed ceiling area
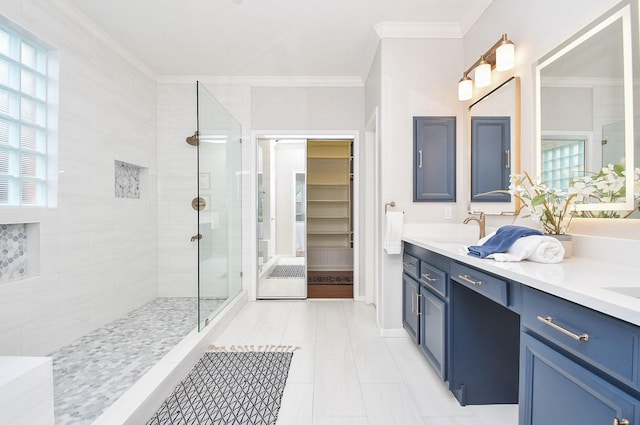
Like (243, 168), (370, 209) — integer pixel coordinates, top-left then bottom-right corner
(60, 0), (493, 81)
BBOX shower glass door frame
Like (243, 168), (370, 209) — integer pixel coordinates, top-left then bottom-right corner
(196, 82), (242, 330)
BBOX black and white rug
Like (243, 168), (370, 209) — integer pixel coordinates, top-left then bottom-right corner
(267, 265), (305, 279)
(146, 350), (294, 425)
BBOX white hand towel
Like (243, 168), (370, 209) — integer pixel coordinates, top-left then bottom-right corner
(488, 235), (564, 264)
(384, 211), (404, 255)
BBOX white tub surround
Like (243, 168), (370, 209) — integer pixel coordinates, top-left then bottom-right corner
(0, 356), (54, 425)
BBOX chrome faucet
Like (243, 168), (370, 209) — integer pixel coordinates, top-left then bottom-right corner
(464, 212), (486, 239)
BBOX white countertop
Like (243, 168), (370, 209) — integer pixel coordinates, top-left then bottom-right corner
(403, 234), (640, 327)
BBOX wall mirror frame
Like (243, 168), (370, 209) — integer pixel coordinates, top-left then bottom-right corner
(535, 0), (638, 215)
(468, 76), (521, 215)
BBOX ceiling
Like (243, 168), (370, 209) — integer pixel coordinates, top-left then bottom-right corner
(61, 0), (493, 81)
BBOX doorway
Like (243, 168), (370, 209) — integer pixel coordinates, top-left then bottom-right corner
(306, 139), (353, 298)
(256, 137), (354, 299)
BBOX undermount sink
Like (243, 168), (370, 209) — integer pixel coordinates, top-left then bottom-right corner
(604, 287), (640, 299)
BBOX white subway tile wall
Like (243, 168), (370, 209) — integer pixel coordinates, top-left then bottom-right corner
(0, 1), (158, 357)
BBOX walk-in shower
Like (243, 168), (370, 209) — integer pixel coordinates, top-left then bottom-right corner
(49, 82), (244, 424)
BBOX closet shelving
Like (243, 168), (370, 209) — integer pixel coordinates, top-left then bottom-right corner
(306, 140), (352, 249)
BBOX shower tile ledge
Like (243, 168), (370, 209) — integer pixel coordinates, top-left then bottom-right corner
(91, 291), (248, 425)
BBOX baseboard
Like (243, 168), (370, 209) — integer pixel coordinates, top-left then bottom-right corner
(378, 327), (409, 338)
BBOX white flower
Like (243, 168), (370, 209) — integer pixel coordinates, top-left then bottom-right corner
(568, 180), (597, 202)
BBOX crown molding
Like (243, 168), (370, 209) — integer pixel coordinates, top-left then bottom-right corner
(375, 22), (463, 39)
(156, 75), (365, 87)
(48, 0), (157, 81)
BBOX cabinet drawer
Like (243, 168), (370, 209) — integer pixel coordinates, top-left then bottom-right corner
(403, 254), (419, 279)
(451, 262), (507, 306)
(420, 261), (447, 298)
(522, 287), (638, 390)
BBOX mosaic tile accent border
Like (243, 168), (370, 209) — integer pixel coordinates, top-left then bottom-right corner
(0, 223), (27, 281)
(115, 160), (142, 199)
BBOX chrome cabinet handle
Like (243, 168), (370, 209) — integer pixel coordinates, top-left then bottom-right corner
(403, 262), (414, 268)
(416, 293), (422, 316)
(421, 273), (437, 282)
(613, 418), (630, 425)
(411, 291), (415, 313)
(458, 274), (482, 286)
(505, 149), (511, 169)
(418, 149), (423, 168)
(190, 234), (202, 242)
(537, 316), (590, 342)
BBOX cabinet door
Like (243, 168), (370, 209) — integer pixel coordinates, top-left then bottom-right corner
(520, 333), (640, 425)
(402, 274), (420, 343)
(413, 116), (456, 202)
(470, 116), (511, 202)
(419, 286), (446, 379)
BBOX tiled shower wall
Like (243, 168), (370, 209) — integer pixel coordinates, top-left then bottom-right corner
(0, 1), (158, 356)
(156, 83), (250, 298)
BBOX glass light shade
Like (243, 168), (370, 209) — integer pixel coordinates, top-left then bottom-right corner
(496, 41), (515, 71)
(458, 76), (473, 101)
(474, 60), (492, 88)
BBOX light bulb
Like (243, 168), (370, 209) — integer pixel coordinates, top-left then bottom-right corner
(474, 59), (491, 88)
(496, 38), (515, 71)
(458, 75), (473, 101)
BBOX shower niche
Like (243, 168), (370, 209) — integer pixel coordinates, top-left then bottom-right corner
(0, 222), (40, 283)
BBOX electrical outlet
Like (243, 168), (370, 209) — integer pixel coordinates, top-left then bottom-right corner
(444, 206), (453, 219)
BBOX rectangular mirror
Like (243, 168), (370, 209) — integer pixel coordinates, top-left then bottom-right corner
(469, 76), (520, 214)
(536, 0), (637, 215)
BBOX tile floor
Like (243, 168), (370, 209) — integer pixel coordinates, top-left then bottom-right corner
(50, 297), (225, 425)
(212, 299), (519, 425)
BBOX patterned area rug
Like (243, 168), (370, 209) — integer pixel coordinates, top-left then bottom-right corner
(307, 270), (353, 285)
(146, 351), (293, 425)
(268, 265), (305, 279)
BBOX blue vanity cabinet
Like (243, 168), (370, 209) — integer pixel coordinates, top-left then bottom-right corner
(520, 286), (640, 425)
(413, 116), (456, 202)
(520, 333), (640, 425)
(449, 262), (520, 406)
(402, 243), (450, 379)
(402, 272), (420, 344)
(419, 284), (446, 378)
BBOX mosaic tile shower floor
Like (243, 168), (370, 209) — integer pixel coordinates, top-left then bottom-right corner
(49, 297), (225, 425)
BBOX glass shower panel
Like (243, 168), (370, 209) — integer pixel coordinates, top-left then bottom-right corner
(196, 82), (242, 330)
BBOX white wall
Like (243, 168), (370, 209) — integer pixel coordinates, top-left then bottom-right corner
(0, 1), (158, 356)
(372, 37), (464, 332)
(251, 86), (364, 131)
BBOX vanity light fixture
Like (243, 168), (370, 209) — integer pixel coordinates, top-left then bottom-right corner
(458, 33), (516, 100)
(458, 74), (473, 101)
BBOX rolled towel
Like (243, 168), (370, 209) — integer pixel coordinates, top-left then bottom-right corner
(468, 225), (542, 258)
(489, 235), (564, 263)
